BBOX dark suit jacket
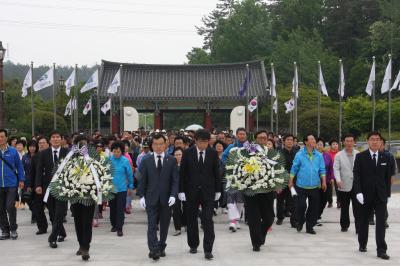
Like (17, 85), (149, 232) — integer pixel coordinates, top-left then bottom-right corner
(179, 146), (221, 202)
(137, 153), (179, 207)
(35, 147), (68, 190)
(353, 149), (391, 204)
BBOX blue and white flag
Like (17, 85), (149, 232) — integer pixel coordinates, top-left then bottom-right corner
(21, 68), (32, 97)
(107, 69), (121, 94)
(319, 62), (329, 96)
(33, 67), (54, 92)
(365, 60), (375, 96)
(65, 69), (75, 96)
(239, 71), (251, 97)
(80, 69), (98, 93)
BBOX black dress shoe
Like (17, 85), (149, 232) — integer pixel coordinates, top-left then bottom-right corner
(359, 247), (367, 252)
(57, 236), (65, 242)
(117, 230), (123, 237)
(306, 229), (316, 235)
(276, 219), (283, 225)
(152, 251), (160, 261)
(49, 241), (58, 248)
(253, 246), (260, 252)
(377, 253), (390, 260)
(76, 248), (83, 256)
(385, 222), (389, 229)
(111, 227), (117, 232)
(341, 228), (348, 232)
(296, 224), (303, 232)
(205, 252), (214, 260)
(81, 250), (90, 261)
(189, 248), (197, 254)
(36, 230), (47, 235)
(160, 250), (166, 257)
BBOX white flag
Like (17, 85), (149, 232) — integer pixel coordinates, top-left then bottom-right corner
(83, 98), (92, 115)
(107, 69), (121, 94)
(248, 97), (258, 112)
(381, 58), (392, 94)
(338, 61), (345, 97)
(284, 98), (295, 113)
(80, 69), (99, 93)
(319, 63), (329, 96)
(391, 69), (400, 91)
(292, 65), (299, 98)
(65, 69), (76, 96)
(33, 67), (54, 92)
(365, 61), (375, 96)
(101, 98), (111, 114)
(64, 98), (72, 116)
(71, 97), (77, 110)
(273, 99), (278, 114)
(21, 68), (32, 98)
(271, 67), (276, 97)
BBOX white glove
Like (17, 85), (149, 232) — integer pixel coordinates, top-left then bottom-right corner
(168, 196), (176, 207)
(214, 192), (221, 201)
(178, 193), (186, 201)
(356, 193), (364, 205)
(139, 197), (146, 209)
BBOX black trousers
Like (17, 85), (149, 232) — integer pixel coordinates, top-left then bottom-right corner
(337, 190), (360, 231)
(172, 199), (186, 231)
(244, 193), (275, 248)
(319, 184), (332, 218)
(0, 187), (17, 232)
(109, 191), (126, 231)
(146, 201), (171, 252)
(185, 190), (215, 253)
(71, 203), (95, 251)
(358, 200), (387, 254)
(276, 187), (294, 220)
(47, 194), (68, 242)
(295, 187), (320, 231)
(34, 193), (49, 232)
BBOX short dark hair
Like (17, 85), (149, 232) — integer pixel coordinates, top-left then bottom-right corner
(236, 127), (247, 135)
(49, 130), (62, 138)
(303, 133), (315, 143)
(267, 138), (275, 149)
(27, 140), (38, 153)
(195, 129), (211, 141)
(329, 139), (338, 146)
(367, 131), (382, 140)
(0, 129), (8, 137)
(254, 130), (268, 139)
(341, 133), (356, 142)
(111, 141), (125, 152)
(173, 147), (184, 155)
(316, 137), (325, 146)
(213, 140), (226, 150)
(16, 139), (26, 147)
(152, 133), (167, 143)
(283, 134), (294, 141)
(174, 135), (186, 144)
(37, 136), (49, 144)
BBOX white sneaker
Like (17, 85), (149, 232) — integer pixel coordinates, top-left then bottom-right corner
(229, 222), (237, 232)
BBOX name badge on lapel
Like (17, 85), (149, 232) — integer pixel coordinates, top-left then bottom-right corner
(380, 163), (387, 166)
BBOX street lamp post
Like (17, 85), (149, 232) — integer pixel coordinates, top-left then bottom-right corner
(0, 41), (6, 129)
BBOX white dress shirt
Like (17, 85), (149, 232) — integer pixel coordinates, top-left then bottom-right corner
(153, 152), (165, 167)
(196, 147), (206, 163)
(52, 147), (61, 163)
(369, 149), (378, 165)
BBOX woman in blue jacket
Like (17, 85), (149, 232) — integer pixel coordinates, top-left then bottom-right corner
(109, 141), (134, 237)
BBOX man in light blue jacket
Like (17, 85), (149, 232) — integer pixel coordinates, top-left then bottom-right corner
(0, 129), (25, 240)
(289, 133), (326, 235)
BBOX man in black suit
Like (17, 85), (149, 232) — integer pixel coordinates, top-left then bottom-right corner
(137, 133), (179, 261)
(35, 131), (68, 249)
(353, 131), (392, 260)
(179, 129), (221, 260)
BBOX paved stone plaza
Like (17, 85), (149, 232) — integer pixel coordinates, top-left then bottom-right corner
(1, 195), (399, 266)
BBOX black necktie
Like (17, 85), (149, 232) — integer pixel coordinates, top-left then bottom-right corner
(372, 153), (377, 166)
(53, 150), (59, 164)
(199, 151), (204, 166)
(157, 155), (162, 175)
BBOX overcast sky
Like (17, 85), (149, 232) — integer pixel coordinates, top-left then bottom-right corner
(0, 0), (218, 66)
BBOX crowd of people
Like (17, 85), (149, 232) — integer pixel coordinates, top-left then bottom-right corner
(0, 126), (396, 261)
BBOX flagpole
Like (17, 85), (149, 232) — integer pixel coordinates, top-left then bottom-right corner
(293, 62), (298, 136)
(119, 64), (123, 133)
(256, 98), (259, 131)
(339, 59), (343, 146)
(90, 96), (93, 135)
(388, 54), (392, 148)
(276, 93), (279, 134)
(372, 56), (376, 131)
(317, 61), (321, 137)
(30, 62), (35, 137)
(74, 64), (79, 132)
(110, 97), (113, 134)
(270, 63), (274, 133)
(246, 64), (250, 132)
(53, 63), (57, 130)
(70, 98), (73, 134)
(97, 64), (102, 133)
